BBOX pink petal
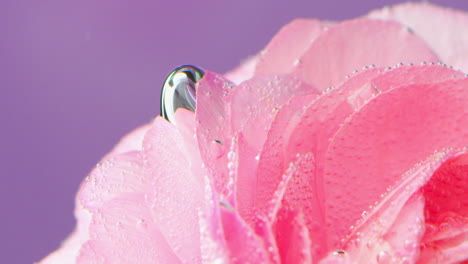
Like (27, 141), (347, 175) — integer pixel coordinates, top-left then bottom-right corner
(76, 195), (181, 264)
(418, 152), (468, 263)
(322, 77), (468, 248)
(343, 193), (426, 264)
(224, 55), (260, 84)
(273, 209), (313, 264)
(368, 2), (468, 72)
(230, 74), (318, 160)
(267, 153), (324, 261)
(39, 209), (92, 264)
(143, 118), (205, 263)
(78, 151), (147, 211)
(294, 18), (439, 91)
(338, 149), (466, 264)
(254, 18), (329, 76)
(195, 71), (237, 198)
(220, 208), (272, 264)
(256, 65), (461, 257)
(106, 123), (152, 156)
(74, 117), (208, 263)
(236, 95), (316, 223)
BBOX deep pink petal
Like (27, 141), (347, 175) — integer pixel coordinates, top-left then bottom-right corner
(255, 18), (329, 76)
(339, 149), (466, 264)
(322, 78), (468, 248)
(368, 2), (468, 72)
(266, 152), (322, 263)
(418, 152), (468, 263)
(343, 193), (426, 264)
(273, 209), (312, 264)
(294, 18), (438, 91)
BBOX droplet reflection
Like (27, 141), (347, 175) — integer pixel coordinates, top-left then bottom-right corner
(160, 65), (205, 124)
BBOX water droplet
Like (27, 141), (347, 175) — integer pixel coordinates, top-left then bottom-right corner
(160, 65), (205, 124)
(376, 251), (392, 264)
(219, 201), (234, 211)
(404, 239), (417, 250)
(333, 250), (346, 256)
(213, 139), (223, 145)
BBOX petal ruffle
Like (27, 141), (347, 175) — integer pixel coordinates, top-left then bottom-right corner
(322, 77), (468, 247)
(255, 18), (329, 76)
(294, 18), (439, 91)
(368, 2), (468, 72)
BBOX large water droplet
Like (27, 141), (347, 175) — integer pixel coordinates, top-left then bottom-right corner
(160, 65), (205, 124)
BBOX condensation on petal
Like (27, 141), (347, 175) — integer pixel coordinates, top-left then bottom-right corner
(220, 209), (272, 264)
(322, 78), (468, 248)
(237, 95), (316, 224)
(77, 195), (181, 264)
(336, 149), (466, 264)
(195, 71), (237, 198)
(144, 118), (205, 263)
(294, 18), (438, 91)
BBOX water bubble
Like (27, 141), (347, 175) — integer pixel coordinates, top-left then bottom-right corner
(213, 139), (224, 145)
(376, 251), (392, 264)
(160, 65), (205, 124)
(333, 250), (346, 256)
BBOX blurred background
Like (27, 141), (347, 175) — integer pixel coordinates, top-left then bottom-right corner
(1, 0), (466, 263)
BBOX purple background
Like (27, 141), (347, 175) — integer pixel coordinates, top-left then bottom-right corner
(1, 1), (466, 263)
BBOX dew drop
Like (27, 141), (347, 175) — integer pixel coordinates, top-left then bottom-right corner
(376, 250), (392, 264)
(160, 65), (205, 124)
(213, 139), (224, 145)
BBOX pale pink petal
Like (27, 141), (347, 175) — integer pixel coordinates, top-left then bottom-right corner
(198, 174), (230, 263)
(220, 208), (272, 264)
(106, 123), (152, 156)
(236, 95), (316, 223)
(39, 209), (92, 264)
(368, 2), (468, 72)
(230, 74), (318, 160)
(195, 71), (237, 198)
(224, 55), (260, 84)
(78, 151), (147, 211)
(294, 18), (438, 91)
(322, 78), (468, 248)
(143, 118), (205, 263)
(254, 18), (329, 76)
(76, 195), (181, 264)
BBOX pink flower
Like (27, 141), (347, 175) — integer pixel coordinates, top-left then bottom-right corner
(42, 3), (467, 264)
